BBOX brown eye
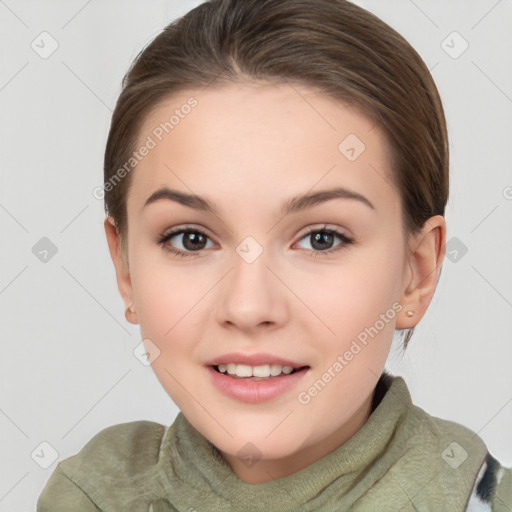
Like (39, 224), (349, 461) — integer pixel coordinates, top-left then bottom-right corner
(158, 228), (214, 257)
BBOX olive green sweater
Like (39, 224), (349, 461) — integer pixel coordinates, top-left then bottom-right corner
(37, 373), (511, 511)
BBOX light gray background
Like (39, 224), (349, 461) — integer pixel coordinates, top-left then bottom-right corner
(1, 0), (511, 509)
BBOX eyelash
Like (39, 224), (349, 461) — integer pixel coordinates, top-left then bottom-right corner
(157, 225), (354, 259)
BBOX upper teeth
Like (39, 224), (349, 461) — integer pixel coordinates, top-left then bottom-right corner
(217, 363), (295, 377)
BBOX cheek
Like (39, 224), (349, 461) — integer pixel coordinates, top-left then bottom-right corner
(132, 261), (204, 409)
(128, 241), (201, 331)
(292, 245), (404, 370)
(300, 250), (403, 326)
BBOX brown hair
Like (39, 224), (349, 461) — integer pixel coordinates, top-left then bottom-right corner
(103, 0), (449, 349)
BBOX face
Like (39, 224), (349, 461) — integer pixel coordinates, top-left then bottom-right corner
(106, 81), (443, 483)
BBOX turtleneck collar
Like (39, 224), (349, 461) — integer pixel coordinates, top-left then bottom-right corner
(45, 371), (491, 511)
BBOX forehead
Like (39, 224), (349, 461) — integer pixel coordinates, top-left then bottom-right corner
(128, 81), (399, 216)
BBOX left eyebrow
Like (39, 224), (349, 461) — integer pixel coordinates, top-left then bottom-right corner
(142, 186), (375, 215)
(280, 187), (375, 215)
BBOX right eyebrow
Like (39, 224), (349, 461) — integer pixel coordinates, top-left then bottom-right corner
(142, 187), (218, 214)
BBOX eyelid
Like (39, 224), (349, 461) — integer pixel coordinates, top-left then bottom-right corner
(295, 223), (352, 240)
(160, 224), (216, 242)
(297, 223), (349, 237)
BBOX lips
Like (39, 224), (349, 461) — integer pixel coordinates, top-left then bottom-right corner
(203, 352), (311, 402)
(206, 365), (310, 403)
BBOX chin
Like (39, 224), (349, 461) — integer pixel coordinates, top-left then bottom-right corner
(210, 420), (308, 457)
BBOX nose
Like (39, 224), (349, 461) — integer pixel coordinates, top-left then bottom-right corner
(216, 246), (289, 334)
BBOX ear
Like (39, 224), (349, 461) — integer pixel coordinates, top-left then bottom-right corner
(396, 215), (446, 328)
(104, 217), (138, 325)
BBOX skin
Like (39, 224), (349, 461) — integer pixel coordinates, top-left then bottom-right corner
(104, 81), (446, 484)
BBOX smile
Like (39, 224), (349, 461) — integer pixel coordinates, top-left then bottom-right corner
(207, 365), (310, 403)
(215, 363), (302, 379)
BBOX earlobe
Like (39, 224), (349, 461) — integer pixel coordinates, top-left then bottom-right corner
(104, 217), (137, 324)
(396, 215), (446, 329)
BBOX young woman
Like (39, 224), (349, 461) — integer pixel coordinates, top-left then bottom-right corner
(38, 0), (511, 510)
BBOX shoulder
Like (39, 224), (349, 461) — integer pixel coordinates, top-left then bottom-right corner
(66, 419), (167, 476)
(37, 420), (168, 511)
(380, 375), (510, 508)
(405, 398), (512, 509)
(465, 452), (512, 511)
